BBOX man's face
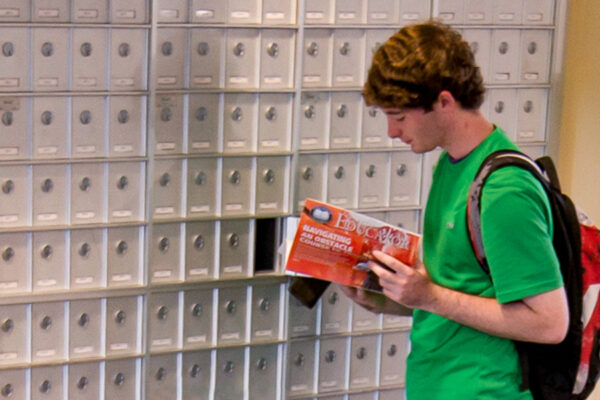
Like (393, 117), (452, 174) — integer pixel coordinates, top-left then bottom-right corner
(382, 107), (443, 153)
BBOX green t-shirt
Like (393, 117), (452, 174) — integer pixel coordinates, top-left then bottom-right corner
(406, 128), (562, 399)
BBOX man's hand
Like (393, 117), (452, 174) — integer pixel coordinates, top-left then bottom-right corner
(339, 282), (413, 316)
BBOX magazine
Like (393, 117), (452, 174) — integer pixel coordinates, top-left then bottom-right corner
(285, 198), (422, 292)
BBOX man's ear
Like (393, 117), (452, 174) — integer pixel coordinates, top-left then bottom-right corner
(436, 90), (457, 111)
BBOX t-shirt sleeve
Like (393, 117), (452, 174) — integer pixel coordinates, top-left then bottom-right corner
(480, 167), (563, 304)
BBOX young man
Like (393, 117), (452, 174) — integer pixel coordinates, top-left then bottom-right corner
(342, 21), (568, 399)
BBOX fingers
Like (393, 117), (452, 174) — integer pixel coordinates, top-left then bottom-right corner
(371, 250), (412, 274)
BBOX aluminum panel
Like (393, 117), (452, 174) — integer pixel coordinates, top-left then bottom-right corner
(367, 0), (398, 24)
(327, 153), (358, 209)
(215, 347), (245, 400)
(362, 105), (391, 148)
(330, 92), (361, 149)
(487, 88), (518, 142)
(379, 331), (409, 386)
(228, 0), (261, 23)
(0, 28), (29, 91)
(433, 0), (464, 24)
(464, 0), (493, 24)
(305, 0), (334, 24)
(183, 289), (214, 348)
(517, 88), (548, 143)
(0, 97), (29, 159)
(260, 29), (295, 89)
(258, 93), (293, 152)
(106, 226), (143, 288)
(288, 296), (318, 337)
(32, 28), (68, 90)
(107, 161), (145, 222)
(0, 369), (27, 400)
(32, 0), (68, 22)
(32, 164), (67, 226)
(68, 362), (101, 400)
(358, 151), (389, 208)
(302, 29), (333, 87)
(104, 359), (139, 400)
(68, 298), (103, 359)
(385, 210), (420, 234)
(399, 0), (431, 23)
(520, 29), (552, 84)
(287, 339), (315, 395)
(321, 284), (351, 335)
(251, 283), (281, 342)
(105, 296), (141, 356)
(296, 154), (326, 212)
(72, 28), (108, 90)
(0, 0), (29, 21)
(187, 158), (219, 218)
(493, 0), (522, 24)
(351, 302), (380, 332)
(31, 365), (65, 400)
(332, 29), (365, 87)
(156, 28), (186, 88)
(147, 354), (178, 400)
(110, 0), (147, 23)
(263, 0), (295, 24)
(184, 221), (217, 281)
(0, 232), (29, 293)
(191, 0), (227, 23)
(149, 291), (181, 351)
(225, 29), (260, 88)
(69, 228), (105, 289)
(71, 162), (105, 224)
(219, 219), (252, 278)
(71, 96), (106, 158)
(249, 344), (279, 400)
(389, 151), (421, 207)
(0, 165), (29, 227)
(223, 93), (258, 153)
(152, 158), (183, 219)
(490, 29), (520, 84)
(255, 156), (288, 215)
(217, 286), (247, 344)
(462, 29), (492, 83)
(109, 29), (147, 90)
(335, 0), (365, 24)
(221, 157), (253, 216)
(108, 95), (146, 157)
(32, 230), (67, 292)
(299, 92), (330, 149)
(157, 0), (188, 22)
(182, 350), (212, 400)
(0, 303), (29, 365)
(188, 93), (222, 153)
(32, 97), (67, 159)
(72, 0), (108, 22)
(523, 0), (554, 25)
(349, 335), (378, 389)
(318, 336), (347, 392)
(31, 301), (66, 362)
(149, 223), (183, 284)
(190, 28), (224, 88)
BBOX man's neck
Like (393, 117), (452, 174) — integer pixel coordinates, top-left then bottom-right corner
(442, 109), (495, 159)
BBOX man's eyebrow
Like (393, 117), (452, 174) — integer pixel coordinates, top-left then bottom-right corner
(384, 110), (403, 115)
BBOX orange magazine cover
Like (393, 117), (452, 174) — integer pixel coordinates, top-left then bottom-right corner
(285, 199), (421, 292)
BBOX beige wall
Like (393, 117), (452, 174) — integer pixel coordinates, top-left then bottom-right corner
(559, 0), (600, 224)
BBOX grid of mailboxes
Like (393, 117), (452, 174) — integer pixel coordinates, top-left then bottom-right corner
(0, 0), (558, 399)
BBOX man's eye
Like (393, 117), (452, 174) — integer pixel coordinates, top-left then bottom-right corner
(396, 116), (405, 122)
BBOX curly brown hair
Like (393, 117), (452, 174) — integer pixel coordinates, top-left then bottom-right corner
(362, 21), (485, 111)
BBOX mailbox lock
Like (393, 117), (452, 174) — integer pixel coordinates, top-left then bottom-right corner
(118, 43), (130, 57)
(325, 350), (336, 363)
(1, 318), (13, 333)
(79, 176), (92, 191)
(194, 171), (206, 186)
(197, 42), (209, 56)
(118, 109), (129, 124)
(158, 237), (170, 253)
(1, 111), (13, 126)
(372, 41), (382, 54)
(41, 178), (54, 193)
(193, 234), (205, 250)
(337, 104), (348, 118)
(2, 247), (14, 262)
(223, 361), (235, 374)
(191, 303), (203, 317)
(228, 233), (240, 248)
(116, 240), (128, 255)
(80, 110), (92, 125)
(229, 170), (241, 185)
(231, 107), (243, 121)
(117, 176), (128, 190)
(190, 364), (201, 378)
(160, 107), (172, 122)
(470, 41), (479, 54)
(41, 42), (53, 57)
(195, 107), (208, 122)
(263, 169), (275, 184)
(334, 166), (345, 180)
(524, 100), (533, 113)
(339, 41), (350, 56)
(78, 313), (90, 327)
(267, 42), (279, 57)
(328, 291), (338, 304)
(79, 242), (91, 258)
(157, 305), (169, 320)
(387, 344), (397, 357)
(528, 41), (537, 55)
(115, 310), (126, 324)
(114, 372), (125, 386)
(39, 380), (51, 393)
(356, 347), (366, 360)
(365, 164), (376, 178)
(2, 42), (14, 57)
(265, 106), (277, 121)
(41, 244), (53, 260)
(41, 111), (53, 125)
(1, 384), (13, 397)
(159, 172), (171, 187)
(1, 179), (14, 194)
(306, 41), (318, 56)
(498, 41), (509, 55)
(225, 300), (237, 314)
(161, 41), (173, 56)
(302, 167), (313, 181)
(259, 297), (271, 313)
(368, 107), (378, 118)
(495, 101), (505, 114)
(156, 367), (167, 381)
(77, 377), (89, 390)
(294, 353), (305, 367)
(80, 42), (92, 57)
(391, 164), (405, 178)
(40, 316), (52, 330)
(233, 42), (245, 57)
(304, 105), (315, 119)
(256, 358), (268, 371)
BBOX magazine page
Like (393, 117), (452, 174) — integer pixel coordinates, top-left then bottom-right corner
(285, 198), (422, 292)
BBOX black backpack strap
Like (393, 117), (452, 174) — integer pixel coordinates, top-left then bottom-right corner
(467, 150), (549, 275)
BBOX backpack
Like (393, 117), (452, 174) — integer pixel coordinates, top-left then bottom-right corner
(467, 149), (600, 400)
